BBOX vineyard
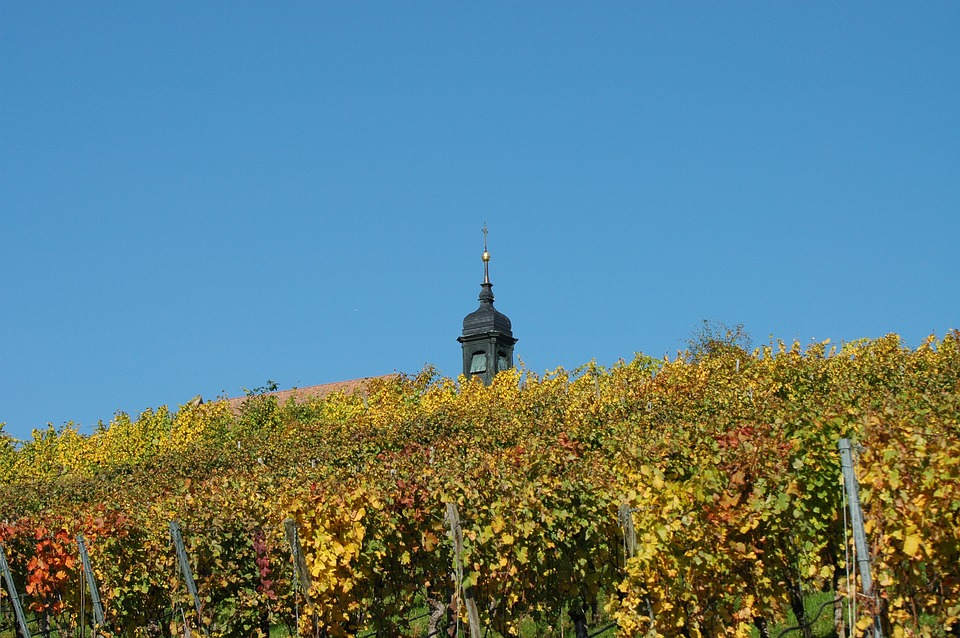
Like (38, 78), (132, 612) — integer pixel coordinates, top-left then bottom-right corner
(0, 333), (958, 638)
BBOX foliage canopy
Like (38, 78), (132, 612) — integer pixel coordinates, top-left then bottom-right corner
(0, 333), (957, 637)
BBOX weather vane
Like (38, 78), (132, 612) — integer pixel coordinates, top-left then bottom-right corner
(482, 222), (491, 284)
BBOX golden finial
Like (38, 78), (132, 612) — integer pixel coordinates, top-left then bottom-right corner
(482, 222), (491, 283)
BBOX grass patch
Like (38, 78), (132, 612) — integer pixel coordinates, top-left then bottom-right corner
(751, 591), (841, 638)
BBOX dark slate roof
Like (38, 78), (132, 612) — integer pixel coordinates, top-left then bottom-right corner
(461, 283), (513, 337)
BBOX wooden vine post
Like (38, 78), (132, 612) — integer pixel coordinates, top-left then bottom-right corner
(838, 439), (884, 638)
(0, 543), (31, 638)
(444, 502), (482, 638)
(618, 504), (636, 561)
(620, 503), (655, 633)
(169, 521), (209, 637)
(284, 518), (318, 636)
(77, 534), (106, 632)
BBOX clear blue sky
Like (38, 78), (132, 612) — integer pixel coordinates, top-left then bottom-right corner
(2, 3), (957, 440)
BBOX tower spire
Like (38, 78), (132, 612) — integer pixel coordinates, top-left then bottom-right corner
(482, 222), (490, 284)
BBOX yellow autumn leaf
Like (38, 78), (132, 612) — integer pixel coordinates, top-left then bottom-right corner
(902, 533), (921, 558)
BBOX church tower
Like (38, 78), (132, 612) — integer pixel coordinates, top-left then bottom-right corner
(458, 226), (517, 385)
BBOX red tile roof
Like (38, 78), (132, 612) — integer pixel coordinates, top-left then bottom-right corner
(223, 374), (399, 412)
